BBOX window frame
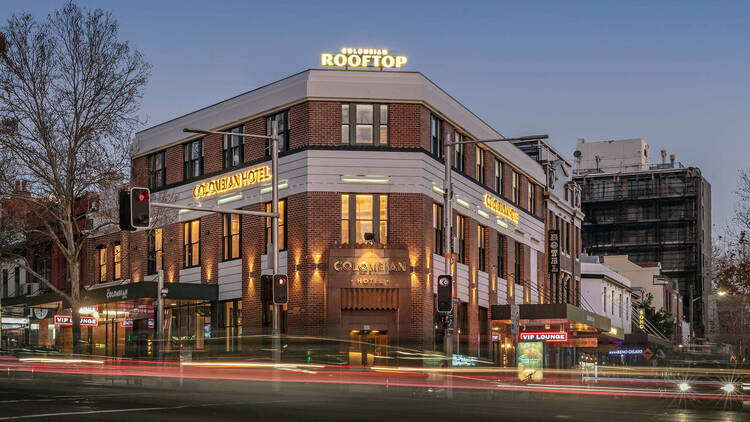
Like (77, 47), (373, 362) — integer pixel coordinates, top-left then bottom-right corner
(478, 224), (486, 272)
(223, 125), (244, 169)
(454, 131), (465, 173)
(264, 199), (287, 253)
(183, 139), (203, 180)
(2, 269), (8, 298)
(341, 103), (388, 146)
(266, 110), (290, 156)
(476, 147), (485, 184)
(514, 241), (522, 284)
(497, 234), (505, 278)
(341, 194), (388, 244)
(112, 242), (122, 281)
(147, 228), (163, 275)
(148, 151), (166, 189)
(528, 183), (536, 213)
(183, 219), (201, 269)
(433, 203), (444, 255)
(222, 213), (242, 261)
(430, 114), (443, 158)
(97, 246), (107, 283)
(495, 158), (503, 194)
(456, 214), (467, 264)
(512, 171), (520, 204)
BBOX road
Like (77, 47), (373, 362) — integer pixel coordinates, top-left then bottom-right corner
(0, 370), (746, 421)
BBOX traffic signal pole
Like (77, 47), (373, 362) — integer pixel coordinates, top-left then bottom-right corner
(442, 134), (454, 368)
(271, 124), (281, 365)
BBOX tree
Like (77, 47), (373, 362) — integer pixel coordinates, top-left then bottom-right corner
(0, 2), (149, 354)
(641, 293), (676, 337)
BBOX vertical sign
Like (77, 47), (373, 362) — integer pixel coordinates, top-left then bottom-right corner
(510, 303), (520, 339)
(638, 308), (645, 331)
(548, 230), (560, 274)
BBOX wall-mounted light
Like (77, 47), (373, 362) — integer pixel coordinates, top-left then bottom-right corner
(456, 198), (471, 209)
(410, 265), (416, 273)
(478, 209), (490, 219)
(217, 193), (243, 205)
(260, 180), (289, 194)
(432, 185), (445, 195)
(341, 175), (390, 184)
(497, 219), (509, 229)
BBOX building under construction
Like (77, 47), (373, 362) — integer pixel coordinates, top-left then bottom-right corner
(573, 139), (712, 338)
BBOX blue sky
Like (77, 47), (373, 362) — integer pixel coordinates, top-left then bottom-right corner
(3, 1), (748, 231)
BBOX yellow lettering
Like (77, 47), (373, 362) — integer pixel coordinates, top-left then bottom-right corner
(395, 56), (407, 68)
(362, 55), (371, 67)
(321, 53), (333, 66)
(333, 54), (347, 66)
(334, 261), (342, 271)
(347, 54), (361, 67)
(382, 55), (395, 68)
(372, 55), (381, 67)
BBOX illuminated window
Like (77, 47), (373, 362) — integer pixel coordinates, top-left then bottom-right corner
(97, 246), (107, 282)
(184, 139), (203, 180)
(476, 148), (485, 184)
(223, 126), (244, 169)
(512, 171), (520, 204)
(341, 194), (388, 244)
(430, 114), (442, 158)
(433, 203), (444, 255)
(223, 214), (241, 261)
(478, 225), (486, 272)
(454, 132), (465, 172)
(265, 199), (286, 252)
(528, 183), (536, 213)
(456, 214), (466, 264)
(183, 219), (200, 268)
(341, 103), (387, 145)
(266, 110), (289, 156)
(113, 243), (121, 280)
(147, 228), (163, 275)
(148, 151), (165, 189)
(495, 158), (503, 194)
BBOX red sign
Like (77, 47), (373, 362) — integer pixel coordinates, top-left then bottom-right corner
(53, 315), (97, 327)
(80, 317), (98, 327)
(121, 319), (133, 328)
(519, 331), (568, 343)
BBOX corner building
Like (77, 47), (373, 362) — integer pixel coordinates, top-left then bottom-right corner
(126, 70), (546, 359)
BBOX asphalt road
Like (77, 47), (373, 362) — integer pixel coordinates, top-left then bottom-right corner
(0, 371), (747, 422)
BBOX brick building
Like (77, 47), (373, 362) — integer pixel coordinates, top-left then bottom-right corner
(85, 69), (549, 361)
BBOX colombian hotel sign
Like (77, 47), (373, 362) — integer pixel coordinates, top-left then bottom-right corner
(193, 165), (271, 200)
(483, 194), (520, 225)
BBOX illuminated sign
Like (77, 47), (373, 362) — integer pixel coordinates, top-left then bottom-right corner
(53, 315), (98, 327)
(193, 166), (271, 200)
(321, 48), (407, 69)
(483, 194), (520, 225)
(519, 331), (568, 343)
(121, 319), (133, 328)
(608, 349), (644, 355)
(638, 308), (645, 330)
(548, 230), (560, 274)
(517, 341), (543, 381)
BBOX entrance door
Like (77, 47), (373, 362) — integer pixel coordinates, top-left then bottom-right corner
(348, 330), (388, 366)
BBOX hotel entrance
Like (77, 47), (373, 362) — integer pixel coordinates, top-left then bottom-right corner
(348, 329), (388, 366)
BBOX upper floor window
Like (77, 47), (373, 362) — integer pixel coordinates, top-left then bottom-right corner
(223, 126), (244, 169)
(266, 110), (290, 156)
(430, 114), (442, 158)
(341, 103), (388, 145)
(476, 148), (485, 184)
(456, 214), (466, 264)
(223, 214), (241, 260)
(454, 132), (465, 172)
(497, 234), (505, 278)
(148, 151), (166, 189)
(514, 241), (522, 283)
(184, 139), (203, 180)
(341, 194), (387, 244)
(147, 228), (163, 275)
(113, 243), (122, 280)
(97, 246), (107, 282)
(183, 219), (200, 268)
(264, 199), (287, 252)
(478, 225), (486, 272)
(2, 269), (8, 298)
(528, 183), (536, 214)
(495, 158), (503, 194)
(433, 203), (444, 255)
(35, 253), (50, 284)
(512, 171), (520, 204)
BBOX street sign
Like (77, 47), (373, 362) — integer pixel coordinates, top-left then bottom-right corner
(642, 348), (654, 360)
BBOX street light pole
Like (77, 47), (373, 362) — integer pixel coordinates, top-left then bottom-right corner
(271, 123), (281, 363)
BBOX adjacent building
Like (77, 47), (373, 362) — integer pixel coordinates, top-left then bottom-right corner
(573, 139), (712, 338)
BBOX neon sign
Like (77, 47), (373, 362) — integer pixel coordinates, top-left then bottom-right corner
(53, 315), (98, 327)
(321, 48), (407, 69)
(193, 165), (271, 200)
(484, 194), (520, 225)
(519, 331), (568, 343)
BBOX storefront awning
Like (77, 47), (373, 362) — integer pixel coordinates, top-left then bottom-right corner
(1, 290), (69, 308)
(81, 281), (217, 306)
(491, 303), (611, 332)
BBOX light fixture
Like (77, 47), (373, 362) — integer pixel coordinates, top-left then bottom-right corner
(456, 198), (471, 209)
(497, 219), (509, 229)
(678, 382), (690, 392)
(478, 209), (490, 219)
(260, 180), (289, 194)
(217, 194), (243, 205)
(340, 175), (389, 184)
(721, 383), (736, 393)
(432, 185), (445, 195)
(717, 290), (727, 297)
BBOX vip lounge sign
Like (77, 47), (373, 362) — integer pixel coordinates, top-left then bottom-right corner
(53, 315), (98, 327)
(548, 230), (560, 274)
(321, 48), (407, 69)
(519, 331), (568, 343)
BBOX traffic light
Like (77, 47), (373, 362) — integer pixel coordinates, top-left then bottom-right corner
(118, 190), (134, 231)
(272, 274), (288, 305)
(436, 274), (453, 313)
(130, 187), (151, 229)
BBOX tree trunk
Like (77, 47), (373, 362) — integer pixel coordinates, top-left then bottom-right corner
(70, 260), (81, 355)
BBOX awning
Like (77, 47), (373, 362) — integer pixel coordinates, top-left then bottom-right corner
(491, 303), (611, 332)
(81, 281), (217, 306)
(1, 290), (68, 308)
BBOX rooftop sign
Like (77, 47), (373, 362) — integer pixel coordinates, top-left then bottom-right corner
(193, 165), (271, 200)
(321, 48), (407, 69)
(484, 194), (520, 225)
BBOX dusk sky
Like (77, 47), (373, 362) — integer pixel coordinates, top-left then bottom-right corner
(3, 0), (748, 231)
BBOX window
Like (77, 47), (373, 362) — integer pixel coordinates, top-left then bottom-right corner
(183, 219), (200, 268)
(611, 290), (615, 316)
(430, 114), (442, 158)
(223, 214), (241, 261)
(97, 246), (107, 282)
(603, 287), (607, 313)
(341, 194), (387, 244)
(456, 214), (466, 264)
(618, 292), (623, 318)
(223, 126), (244, 169)
(341, 104), (387, 145)
(454, 132), (465, 172)
(528, 183), (536, 213)
(476, 148), (485, 184)
(433, 203), (444, 255)
(184, 139), (203, 180)
(2, 269), (8, 298)
(35, 254), (49, 284)
(266, 110), (289, 155)
(14, 268), (19, 296)
(477, 225), (486, 272)
(147, 228), (163, 275)
(495, 159), (503, 193)
(148, 151), (166, 189)
(512, 171), (520, 204)
(264, 199), (286, 252)
(497, 234), (505, 278)
(514, 241), (522, 283)
(113, 243), (121, 280)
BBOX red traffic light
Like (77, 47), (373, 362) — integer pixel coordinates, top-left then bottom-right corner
(277, 277), (286, 285)
(137, 192), (149, 202)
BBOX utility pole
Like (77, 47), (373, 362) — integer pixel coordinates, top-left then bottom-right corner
(156, 269), (165, 360)
(271, 123), (281, 364)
